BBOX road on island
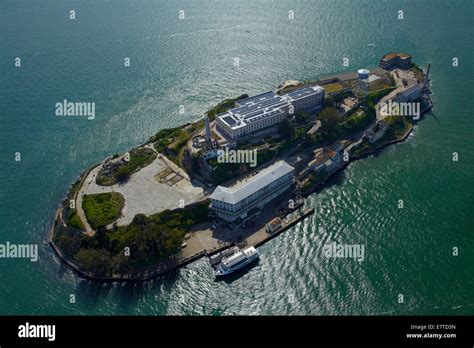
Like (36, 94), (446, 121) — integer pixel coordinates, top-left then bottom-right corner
(75, 165), (104, 236)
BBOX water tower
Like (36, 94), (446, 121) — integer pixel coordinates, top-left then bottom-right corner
(354, 68), (370, 98)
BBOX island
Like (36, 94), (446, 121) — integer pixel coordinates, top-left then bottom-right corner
(49, 53), (433, 281)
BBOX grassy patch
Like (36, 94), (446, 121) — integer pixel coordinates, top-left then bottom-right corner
(67, 212), (84, 230)
(96, 147), (157, 185)
(127, 148), (157, 172)
(322, 82), (344, 94)
(338, 107), (375, 135)
(367, 87), (395, 108)
(351, 138), (373, 157)
(151, 126), (186, 153)
(151, 126), (193, 166)
(82, 192), (125, 229)
(381, 116), (412, 141)
(74, 200), (209, 276)
(313, 105), (376, 145)
(410, 64), (425, 84)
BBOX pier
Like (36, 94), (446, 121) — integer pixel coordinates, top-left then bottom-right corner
(48, 54), (433, 283)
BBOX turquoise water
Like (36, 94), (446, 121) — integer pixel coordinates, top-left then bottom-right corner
(0, 0), (473, 315)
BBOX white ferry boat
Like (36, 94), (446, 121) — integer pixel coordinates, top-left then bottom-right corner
(209, 246), (240, 267)
(214, 246), (259, 277)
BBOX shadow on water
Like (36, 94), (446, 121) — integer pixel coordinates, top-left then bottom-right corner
(113, 282), (147, 311)
(56, 262), (73, 280)
(426, 110), (439, 124)
(213, 259), (260, 285)
(310, 169), (348, 196)
(73, 269), (182, 311)
(111, 270), (182, 311)
(75, 280), (114, 307)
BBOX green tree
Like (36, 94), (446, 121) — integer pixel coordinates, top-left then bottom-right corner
(318, 107), (343, 134)
(55, 234), (79, 258)
(132, 213), (147, 226)
(74, 249), (111, 277)
(294, 111), (311, 125)
(278, 118), (296, 139)
(111, 253), (132, 275)
(116, 165), (130, 183)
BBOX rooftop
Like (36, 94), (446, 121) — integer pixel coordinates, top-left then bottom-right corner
(398, 83), (421, 98)
(381, 52), (412, 61)
(283, 85), (324, 102)
(210, 161), (295, 204)
(382, 53), (398, 61)
(217, 91), (288, 130)
(217, 85), (324, 130)
(309, 147), (339, 168)
(234, 91), (278, 107)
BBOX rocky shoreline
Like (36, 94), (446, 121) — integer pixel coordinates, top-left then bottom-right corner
(48, 61), (433, 282)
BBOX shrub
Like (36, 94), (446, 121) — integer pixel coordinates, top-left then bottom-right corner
(82, 192), (125, 229)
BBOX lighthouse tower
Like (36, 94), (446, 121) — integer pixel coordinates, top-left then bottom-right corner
(204, 115), (212, 141)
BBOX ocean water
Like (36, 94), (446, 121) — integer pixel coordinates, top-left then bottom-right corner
(0, 0), (473, 315)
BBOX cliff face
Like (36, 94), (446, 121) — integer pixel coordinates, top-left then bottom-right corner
(182, 149), (215, 184)
(198, 156), (214, 183)
(181, 149), (193, 173)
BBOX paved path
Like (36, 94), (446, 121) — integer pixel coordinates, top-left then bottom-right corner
(79, 151), (204, 227)
(76, 164), (104, 235)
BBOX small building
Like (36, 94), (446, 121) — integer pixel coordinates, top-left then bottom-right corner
(308, 148), (342, 174)
(337, 97), (359, 115)
(266, 218), (282, 233)
(192, 135), (208, 148)
(397, 53), (413, 69)
(379, 53), (412, 70)
(365, 120), (389, 144)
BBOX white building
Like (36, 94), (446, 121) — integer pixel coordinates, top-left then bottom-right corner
(282, 85), (325, 114)
(210, 161), (295, 222)
(216, 86), (324, 140)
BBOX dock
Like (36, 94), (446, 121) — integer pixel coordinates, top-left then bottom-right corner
(204, 206), (315, 267)
(248, 207), (314, 248)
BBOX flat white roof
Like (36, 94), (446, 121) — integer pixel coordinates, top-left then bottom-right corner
(217, 85), (324, 131)
(210, 161), (294, 204)
(283, 85), (324, 102)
